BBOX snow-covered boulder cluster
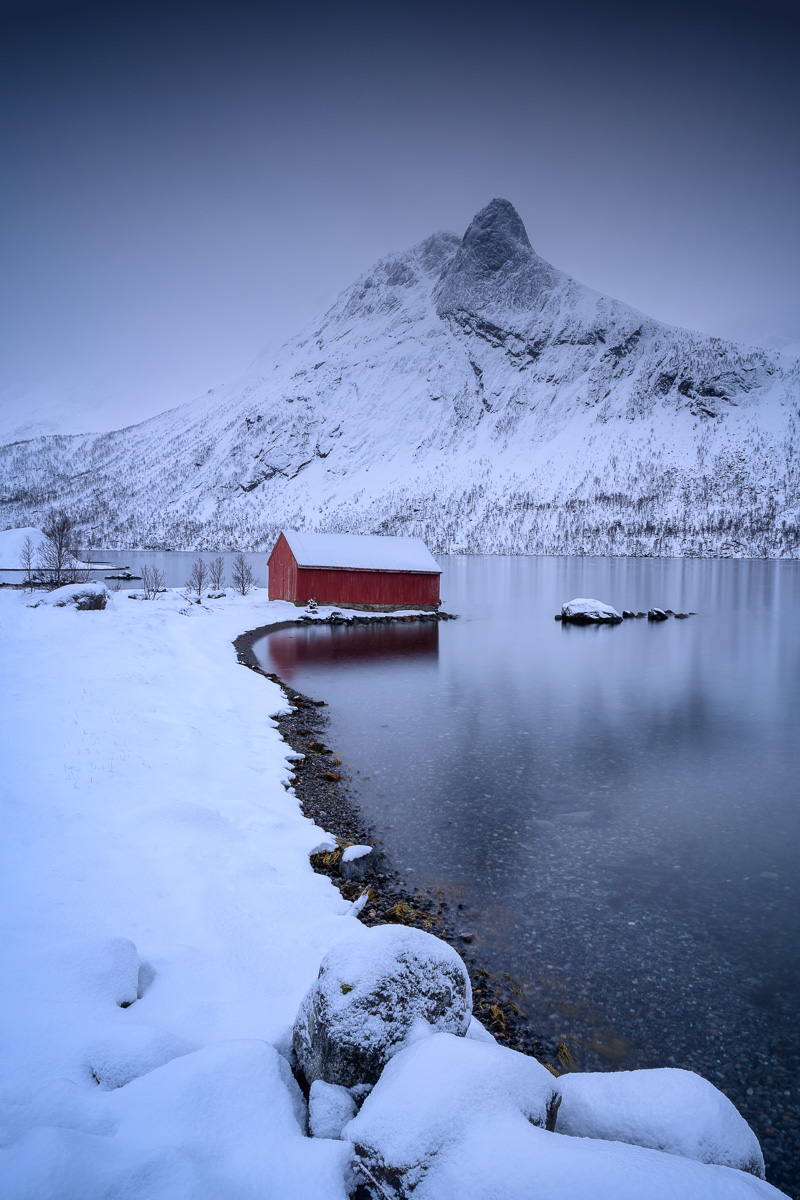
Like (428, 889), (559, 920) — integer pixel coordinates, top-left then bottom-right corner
(292, 924), (783, 1199)
(559, 598), (623, 624)
(346, 1032), (559, 1195)
(293, 924), (472, 1088)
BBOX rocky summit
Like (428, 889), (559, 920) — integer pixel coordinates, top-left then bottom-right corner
(1, 200), (797, 556)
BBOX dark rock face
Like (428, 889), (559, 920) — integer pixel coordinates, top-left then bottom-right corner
(648, 608), (669, 621)
(436, 197), (556, 316)
(339, 845), (386, 883)
(455, 198), (533, 274)
(293, 925), (472, 1089)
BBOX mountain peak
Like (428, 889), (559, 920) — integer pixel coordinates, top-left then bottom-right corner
(436, 198), (553, 315)
(460, 199), (533, 272)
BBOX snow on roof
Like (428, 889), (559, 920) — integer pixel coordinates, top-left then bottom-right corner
(280, 531), (441, 574)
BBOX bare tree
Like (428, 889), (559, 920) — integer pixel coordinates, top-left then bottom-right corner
(231, 552), (256, 595)
(209, 555), (226, 590)
(186, 558), (209, 597)
(141, 563), (166, 599)
(19, 535), (36, 592)
(36, 508), (85, 587)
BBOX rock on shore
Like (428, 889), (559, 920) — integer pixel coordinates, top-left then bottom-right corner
(292, 924), (472, 1088)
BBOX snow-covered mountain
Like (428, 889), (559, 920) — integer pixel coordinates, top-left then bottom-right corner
(1, 199), (798, 556)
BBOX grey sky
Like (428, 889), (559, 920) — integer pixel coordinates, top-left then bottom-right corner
(1, 0), (798, 430)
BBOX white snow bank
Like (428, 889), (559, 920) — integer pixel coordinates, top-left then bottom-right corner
(346, 1035), (782, 1200)
(0, 590), (366, 1198)
(557, 1067), (765, 1177)
(309, 1080), (358, 1140)
(387, 1116), (784, 1200)
(0, 526), (45, 568)
(53, 934), (141, 1006)
(3, 1040), (352, 1200)
(33, 581), (109, 608)
(466, 1015), (497, 1044)
(561, 597), (622, 623)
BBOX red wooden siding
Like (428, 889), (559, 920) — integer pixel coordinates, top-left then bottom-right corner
(267, 531), (440, 607)
(295, 566), (439, 607)
(267, 532), (297, 601)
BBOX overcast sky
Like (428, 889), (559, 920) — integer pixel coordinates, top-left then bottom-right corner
(1, 0), (798, 430)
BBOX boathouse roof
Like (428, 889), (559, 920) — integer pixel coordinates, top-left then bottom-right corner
(280, 531), (441, 574)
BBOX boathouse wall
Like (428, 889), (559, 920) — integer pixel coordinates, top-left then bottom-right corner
(267, 531), (441, 609)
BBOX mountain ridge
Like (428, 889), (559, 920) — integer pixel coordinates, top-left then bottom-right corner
(1, 200), (797, 557)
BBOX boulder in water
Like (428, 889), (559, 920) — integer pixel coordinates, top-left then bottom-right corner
(560, 598), (622, 625)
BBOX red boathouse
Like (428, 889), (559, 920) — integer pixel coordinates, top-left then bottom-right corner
(268, 530), (441, 610)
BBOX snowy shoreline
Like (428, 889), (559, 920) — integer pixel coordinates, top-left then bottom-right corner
(0, 585), (788, 1198)
(233, 616), (558, 1072)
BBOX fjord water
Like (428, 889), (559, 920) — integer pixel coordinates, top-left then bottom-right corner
(254, 556), (800, 1193)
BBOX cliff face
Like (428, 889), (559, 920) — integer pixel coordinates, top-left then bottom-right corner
(1, 199), (798, 556)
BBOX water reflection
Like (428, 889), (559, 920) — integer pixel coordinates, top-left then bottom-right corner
(252, 555), (800, 1194)
(266, 621), (438, 677)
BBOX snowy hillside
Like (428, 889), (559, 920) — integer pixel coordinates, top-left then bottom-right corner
(1, 199), (797, 556)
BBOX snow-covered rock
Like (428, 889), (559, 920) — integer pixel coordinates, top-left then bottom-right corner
(340, 845), (373, 863)
(35, 581), (108, 610)
(59, 934), (142, 1007)
(339, 844), (383, 882)
(345, 1032), (557, 1196)
(293, 925), (472, 1088)
(309, 1079), (358, 1140)
(2, 200), (797, 558)
(85, 1026), (194, 1090)
(556, 1067), (766, 1178)
(346, 1036), (782, 1200)
(560, 598), (622, 624)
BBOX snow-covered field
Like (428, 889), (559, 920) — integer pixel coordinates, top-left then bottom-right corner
(0, 585), (789, 1198)
(0, 586), (358, 1198)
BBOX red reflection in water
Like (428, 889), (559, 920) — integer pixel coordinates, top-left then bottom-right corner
(264, 621), (439, 679)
